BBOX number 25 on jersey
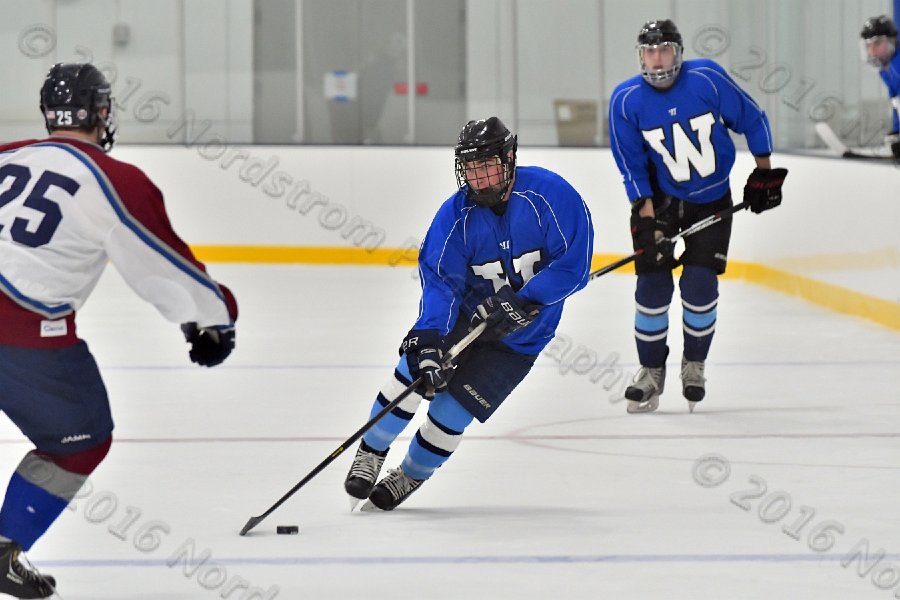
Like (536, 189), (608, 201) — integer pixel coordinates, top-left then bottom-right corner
(0, 165), (78, 247)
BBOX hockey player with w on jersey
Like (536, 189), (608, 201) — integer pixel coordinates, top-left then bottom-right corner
(343, 117), (594, 511)
(0, 63), (238, 598)
(609, 20), (787, 414)
(859, 15), (900, 159)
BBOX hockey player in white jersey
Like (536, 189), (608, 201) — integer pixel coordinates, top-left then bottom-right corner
(0, 63), (238, 598)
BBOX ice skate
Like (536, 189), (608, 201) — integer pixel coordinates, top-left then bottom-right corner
(0, 542), (56, 599)
(681, 357), (706, 413)
(361, 467), (424, 512)
(344, 441), (388, 510)
(624, 365), (666, 413)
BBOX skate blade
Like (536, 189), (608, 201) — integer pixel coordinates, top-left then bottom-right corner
(688, 401), (699, 413)
(348, 495), (362, 511)
(627, 397), (659, 413)
(360, 500), (383, 512)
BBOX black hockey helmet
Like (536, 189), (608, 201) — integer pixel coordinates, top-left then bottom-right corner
(454, 117), (517, 208)
(860, 16), (898, 68)
(861, 15), (898, 39)
(40, 63), (117, 151)
(637, 19), (684, 88)
(638, 19), (683, 47)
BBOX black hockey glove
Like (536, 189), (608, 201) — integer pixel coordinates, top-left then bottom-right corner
(630, 207), (674, 269)
(181, 323), (235, 367)
(744, 167), (788, 214)
(401, 329), (453, 397)
(470, 285), (540, 341)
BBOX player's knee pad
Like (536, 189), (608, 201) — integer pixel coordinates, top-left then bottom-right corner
(636, 271), (675, 309)
(36, 434), (112, 476)
(364, 370), (423, 450)
(12, 436), (111, 511)
(680, 266), (718, 347)
(679, 265), (718, 306)
(379, 366), (423, 415)
(428, 392), (475, 433)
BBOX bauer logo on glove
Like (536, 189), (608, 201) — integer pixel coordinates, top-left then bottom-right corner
(470, 286), (540, 340)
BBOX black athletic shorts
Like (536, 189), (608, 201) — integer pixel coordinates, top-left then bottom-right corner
(635, 191), (734, 275)
(0, 341), (114, 454)
(442, 316), (538, 423)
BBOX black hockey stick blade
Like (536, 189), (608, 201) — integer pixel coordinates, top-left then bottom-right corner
(842, 149), (896, 162)
(240, 516), (264, 537)
(238, 379), (425, 536)
(588, 201), (748, 281)
(238, 322), (487, 536)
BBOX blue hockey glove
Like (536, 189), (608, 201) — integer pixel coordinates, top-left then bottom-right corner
(744, 167), (788, 214)
(181, 323), (235, 367)
(401, 329), (453, 397)
(470, 286), (539, 340)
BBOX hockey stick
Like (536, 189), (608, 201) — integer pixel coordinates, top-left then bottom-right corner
(238, 321), (488, 536)
(588, 200), (749, 281)
(814, 122), (896, 161)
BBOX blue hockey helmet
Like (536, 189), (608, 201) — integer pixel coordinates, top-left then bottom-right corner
(454, 117), (517, 208)
(40, 63), (117, 151)
(637, 20), (684, 88)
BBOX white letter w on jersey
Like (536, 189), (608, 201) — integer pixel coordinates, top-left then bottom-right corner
(642, 113), (716, 182)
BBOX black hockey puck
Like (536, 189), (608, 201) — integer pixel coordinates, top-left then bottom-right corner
(276, 525), (299, 535)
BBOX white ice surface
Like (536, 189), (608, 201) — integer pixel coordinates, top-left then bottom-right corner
(1, 264), (898, 599)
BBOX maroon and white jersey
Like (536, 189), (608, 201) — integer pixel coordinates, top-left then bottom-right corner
(0, 137), (237, 348)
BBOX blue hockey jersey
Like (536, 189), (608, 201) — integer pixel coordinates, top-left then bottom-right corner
(413, 165), (594, 355)
(609, 58), (773, 204)
(879, 50), (900, 133)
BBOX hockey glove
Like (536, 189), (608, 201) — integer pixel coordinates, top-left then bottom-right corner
(181, 323), (235, 367)
(470, 285), (540, 341)
(744, 167), (788, 214)
(630, 209), (674, 269)
(401, 329), (453, 397)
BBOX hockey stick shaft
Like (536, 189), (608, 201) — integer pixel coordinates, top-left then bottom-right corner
(239, 322), (488, 536)
(587, 200), (748, 281)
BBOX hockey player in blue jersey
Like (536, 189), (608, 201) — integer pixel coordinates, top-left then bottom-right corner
(609, 20), (786, 414)
(860, 15), (900, 158)
(343, 117), (593, 510)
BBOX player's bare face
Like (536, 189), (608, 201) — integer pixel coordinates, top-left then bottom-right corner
(465, 157), (506, 192)
(641, 45), (675, 71)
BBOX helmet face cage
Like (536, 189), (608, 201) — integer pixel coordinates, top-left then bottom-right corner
(860, 35), (896, 68)
(638, 41), (683, 87)
(637, 20), (684, 88)
(40, 63), (117, 151)
(454, 118), (517, 208)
